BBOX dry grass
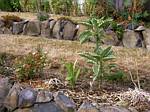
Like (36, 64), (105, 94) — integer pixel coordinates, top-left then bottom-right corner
(0, 34), (150, 78)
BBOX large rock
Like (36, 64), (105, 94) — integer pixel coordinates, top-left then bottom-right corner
(76, 24), (87, 40)
(143, 29), (150, 51)
(54, 91), (76, 112)
(52, 19), (78, 40)
(99, 106), (130, 112)
(49, 19), (56, 37)
(52, 20), (62, 39)
(4, 83), (21, 111)
(78, 102), (99, 112)
(36, 90), (53, 103)
(103, 30), (119, 46)
(0, 78), (11, 111)
(12, 20), (28, 34)
(0, 19), (5, 34)
(18, 88), (37, 108)
(23, 20), (41, 36)
(122, 30), (143, 48)
(63, 21), (79, 40)
(33, 102), (64, 112)
(41, 20), (51, 38)
(3, 27), (12, 34)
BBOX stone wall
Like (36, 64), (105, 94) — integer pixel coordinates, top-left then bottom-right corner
(1, 17), (150, 51)
(0, 18), (79, 41)
(0, 77), (139, 112)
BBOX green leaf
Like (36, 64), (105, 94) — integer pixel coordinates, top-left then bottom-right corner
(101, 46), (113, 57)
(79, 30), (92, 44)
(79, 52), (97, 63)
(93, 64), (100, 81)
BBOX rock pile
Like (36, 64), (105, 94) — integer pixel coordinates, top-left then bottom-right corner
(0, 18), (79, 41)
(0, 77), (145, 112)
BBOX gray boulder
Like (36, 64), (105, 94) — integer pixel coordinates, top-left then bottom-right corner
(103, 30), (119, 46)
(0, 78), (11, 111)
(33, 102), (64, 112)
(4, 83), (21, 111)
(78, 102), (99, 112)
(18, 88), (37, 108)
(23, 20), (41, 36)
(52, 19), (78, 40)
(49, 19), (56, 37)
(143, 28), (150, 51)
(52, 20), (62, 39)
(123, 30), (142, 48)
(3, 27), (12, 34)
(63, 21), (79, 40)
(41, 20), (51, 38)
(54, 91), (76, 112)
(12, 20), (28, 34)
(36, 90), (53, 103)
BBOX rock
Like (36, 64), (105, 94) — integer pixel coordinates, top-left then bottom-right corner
(143, 29), (150, 51)
(0, 19), (5, 27)
(4, 83), (21, 111)
(0, 27), (4, 34)
(23, 20), (41, 36)
(34, 101), (64, 112)
(3, 27), (12, 34)
(76, 24), (87, 40)
(49, 19), (56, 32)
(78, 102), (99, 112)
(52, 19), (78, 40)
(41, 20), (51, 38)
(134, 26), (145, 32)
(63, 21), (79, 40)
(18, 88), (37, 108)
(99, 106), (130, 112)
(0, 78), (11, 110)
(122, 30), (141, 48)
(52, 20), (62, 39)
(54, 91), (76, 112)
(36, 90), (53, 103)
(12, 20), (28, 34)
(126, 23), (138, 30)
(103, 30), (119, 46)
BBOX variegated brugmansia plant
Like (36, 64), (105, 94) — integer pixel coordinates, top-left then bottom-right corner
(79, 17), (116, 87)
(79, 46), (115, 86)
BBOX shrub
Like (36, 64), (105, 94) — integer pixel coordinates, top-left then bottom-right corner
(0, 0), (12, 11)
(51, 0), (72, 15)
(14, 46), (47, 81)
(10, 0), (21, 11)
(111, 22), (124, 41)
(37, 12), (49, 21)
(79, 46), (115, 87)
(65, 60), (80, 88)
